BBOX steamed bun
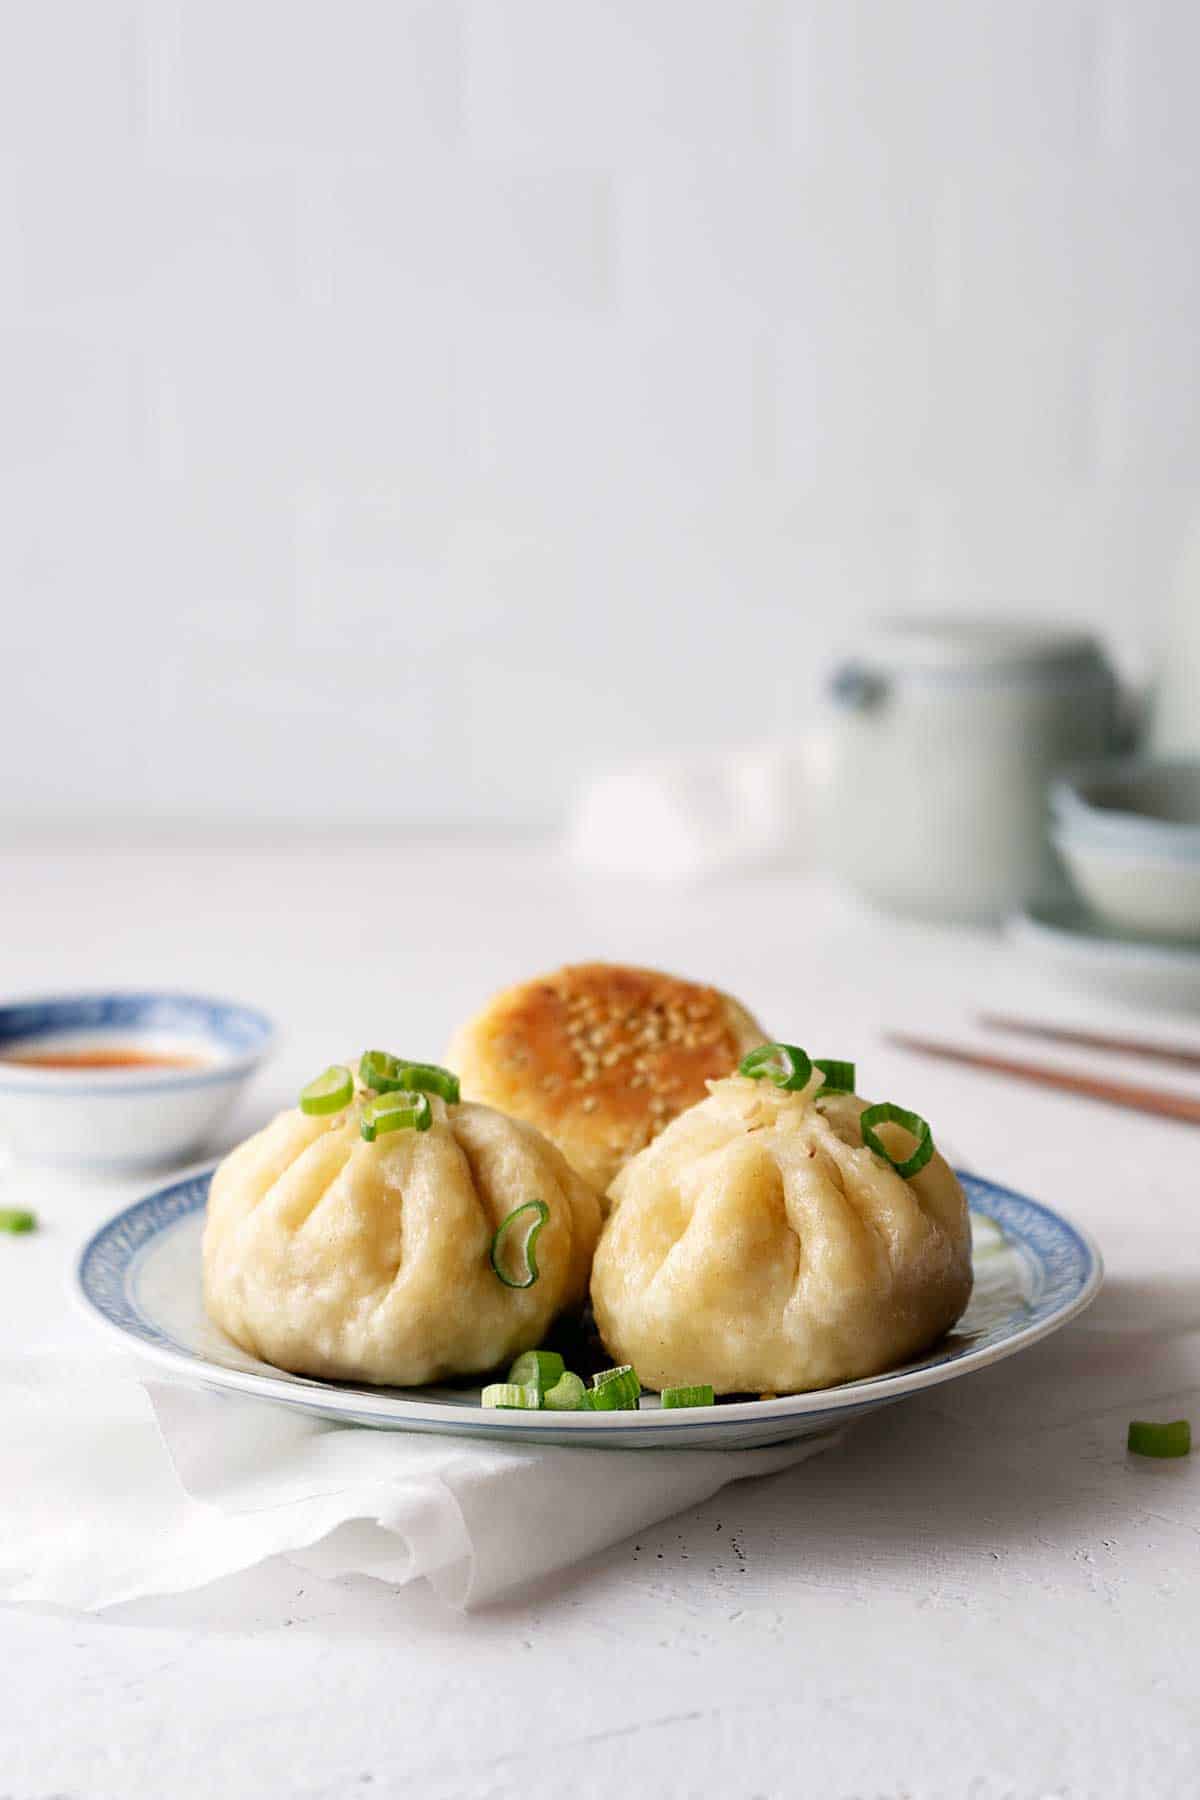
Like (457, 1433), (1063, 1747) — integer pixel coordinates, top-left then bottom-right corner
(591, 1073), (972, 1395)
(204, 1082), (602, 1387)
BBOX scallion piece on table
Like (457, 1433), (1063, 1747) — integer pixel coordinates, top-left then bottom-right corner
(660, 1384), (715, 1409)
(590, 1365), (641, 1410)
(738, 1042), (813, 1092)
(543, 1371), (590, 1411)
(489, 1200), (549, 1289)
(1127, 1419), (1191, 1458)
(508, 1349), (564, 1394)
(0, 1208), (36, 1233)
(813, 1058), (856, 1095)
(481, 1382), (541, 1411)
(299, 1064), (354, 1116)
(359, 1089), (432, 1141)
(859, 1100), (935, 1179)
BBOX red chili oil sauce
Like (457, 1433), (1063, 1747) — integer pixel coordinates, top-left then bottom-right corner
(1, 1046), (205, 1070)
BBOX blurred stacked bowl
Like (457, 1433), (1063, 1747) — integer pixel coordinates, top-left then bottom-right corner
(1050, 759), (1200, 944)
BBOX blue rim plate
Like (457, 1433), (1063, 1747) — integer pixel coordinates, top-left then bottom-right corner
(73, 1167), (1102, 1450)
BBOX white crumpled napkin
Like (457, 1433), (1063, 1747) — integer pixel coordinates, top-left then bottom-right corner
(0, 1355), (839, 1612)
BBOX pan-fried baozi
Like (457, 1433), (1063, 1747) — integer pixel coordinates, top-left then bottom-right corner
(591, 1047), (972, 1396)
(446, 962), (767, 1196)
(203, 1053), (603, 1387)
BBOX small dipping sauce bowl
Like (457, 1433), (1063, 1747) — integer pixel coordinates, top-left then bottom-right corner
(0, 992), (275, 1168)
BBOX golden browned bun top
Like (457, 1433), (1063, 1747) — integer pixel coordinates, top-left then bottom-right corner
(446, 962), (766, 1196)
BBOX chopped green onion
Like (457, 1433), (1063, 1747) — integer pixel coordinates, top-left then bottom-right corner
(360, 1050), (461, 1104)
(592, 1362), (637, 1390)
(397, 1061), (460, 1104)
(543, 1371), (590, 1411)
(481, 1382), (541, 1411)
(738, 1041), (813, 1091)
(0, 1208), (36, 1233)
(660, 1384), (715, 1409)
(299, 1064), (354, 1116)
(813, 1058), (856, 1095)
(507, 1349), (564, 1394)
(359, 1089), (432, 1141)
(590, 1365), (641, 1410)
(859, 1100), (935, 1179)
(359, 1049), (403, 1091)
(489, 1200), (549, 1288)
(1128, 1419), (1191, 1458)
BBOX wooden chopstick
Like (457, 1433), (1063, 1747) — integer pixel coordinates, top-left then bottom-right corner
(978, 1013), (1200, 1071)
(887, 1031), (1200, 1126)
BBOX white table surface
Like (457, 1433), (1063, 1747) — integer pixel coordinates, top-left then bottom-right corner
(2, 839), (1198, 1800)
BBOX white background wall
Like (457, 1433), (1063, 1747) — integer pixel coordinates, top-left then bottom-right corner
(2, 1), (1198, 833)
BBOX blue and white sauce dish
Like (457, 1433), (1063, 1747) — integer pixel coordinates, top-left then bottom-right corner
(0, 993), (275, 1169)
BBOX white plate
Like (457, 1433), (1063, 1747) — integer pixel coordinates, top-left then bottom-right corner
(74, 1167), (1102, 1451)
(1011, 897), (1200, 1013)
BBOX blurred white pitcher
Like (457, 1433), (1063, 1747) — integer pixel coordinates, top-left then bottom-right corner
(819, 619), (1118, 924)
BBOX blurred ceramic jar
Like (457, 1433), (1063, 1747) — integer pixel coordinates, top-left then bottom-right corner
(820, 620), (1118, 924)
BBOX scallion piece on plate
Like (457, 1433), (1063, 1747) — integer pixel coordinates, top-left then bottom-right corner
(738, 1041), (813, 1092)
(859, 1100), (935, 1179)
(660, 1384), (715, 1409)
(0, 1208), (36, 1233)
(543, 1371), (590, 1411)
(1127, 1419), (1191, 1458)
(813, 1058), (855, 1095)
(481, 1382), (541, 1411)
(359, 1089), (432, 1141)
(299, 1064), (354, 1116)
(397, 1061), (460, 1105)
(508, 1349), (564, 1393)
(590, 1365), (641, 1410)
(489, 1200), (549, 1288)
